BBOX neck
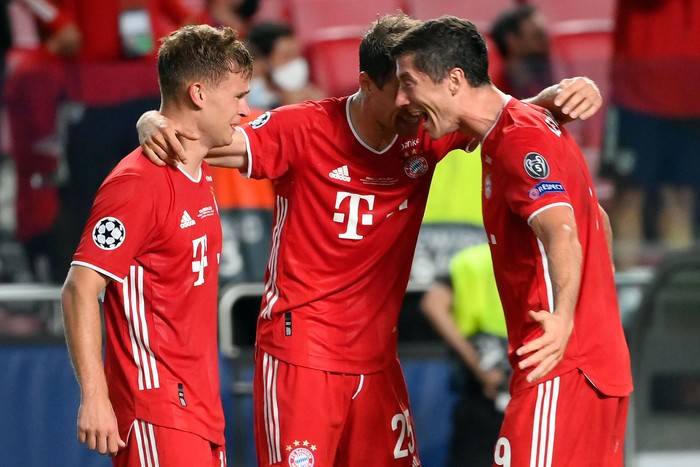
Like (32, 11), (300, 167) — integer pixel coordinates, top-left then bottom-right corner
(161, 109), (207, 177)
(457, 85), (509, 142)
(348, 93), (395, 151)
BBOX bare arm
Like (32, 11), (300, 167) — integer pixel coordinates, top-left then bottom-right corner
(61, 266), (125, 456)
(524, 77), (602, 123)
(516, 205), (582, 383)
(136, 111), (249, 169)
(420, 283), (505, 398)
(599, 203), (615, 270)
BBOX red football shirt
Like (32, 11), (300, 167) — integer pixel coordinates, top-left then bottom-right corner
(611, 0), (700, 116)
(481, 98), (633, 397)
(238, 96), (470, 374)
(72, 149), (224, 444)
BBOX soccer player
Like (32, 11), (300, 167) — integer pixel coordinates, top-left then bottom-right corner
(60, 25), (252, 466)
(137, 13), (604, 467)
(392, 16), (633, 466)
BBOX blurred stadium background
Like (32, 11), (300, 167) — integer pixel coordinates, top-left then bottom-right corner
(1, 0), (699, 466)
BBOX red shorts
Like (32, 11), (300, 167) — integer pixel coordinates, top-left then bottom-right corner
(254, 350), (421, 466)
(493, 370), (629, 467)
(113, 420), (226, 467)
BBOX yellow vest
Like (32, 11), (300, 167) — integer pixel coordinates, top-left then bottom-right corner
(423, 148), (483, 225)
(450, 243), (507, 338)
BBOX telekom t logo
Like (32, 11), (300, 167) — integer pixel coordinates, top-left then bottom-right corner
(192, 235), (208, 286)
(333, 192), (375, 239)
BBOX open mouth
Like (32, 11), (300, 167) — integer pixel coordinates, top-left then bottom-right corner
(404, 109), (428, 124)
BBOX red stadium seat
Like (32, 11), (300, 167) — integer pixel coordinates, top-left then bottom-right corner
(304, 25), (364, 97)
(404, 0), (518, 30)
(288, 0), (405, 44)
(529, 0), (615, 23)
(250, 0), (292, 25)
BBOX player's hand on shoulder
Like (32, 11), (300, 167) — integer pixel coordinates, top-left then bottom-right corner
(554, 77), (602, 121)
(137, 110), (199, 167)
(515, 309), (574, 383)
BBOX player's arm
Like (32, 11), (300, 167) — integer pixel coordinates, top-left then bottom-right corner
(420, 283), (505, 398)
(516, 205), (582, 383)
(524, 76), (602, 123)
(61, 265), (125, 456)
(136, 110), (249, 169)
(599, 203), (615, 272)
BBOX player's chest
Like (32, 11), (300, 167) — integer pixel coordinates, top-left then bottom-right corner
(299, 138), (435, 195)
(160, 184), (222, 252)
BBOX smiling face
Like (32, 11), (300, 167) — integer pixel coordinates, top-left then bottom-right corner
(395, 54), (459, 140)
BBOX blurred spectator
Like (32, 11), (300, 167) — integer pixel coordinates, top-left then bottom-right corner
(1, 1), (10, 92)
(490, 4), (553, 99)
(411, 148), (486, 286)
(3, 0), (80, 282)
(204, 0), (258, 36)
(3, 0), (198, 282)
(420, 242), (510, 467)
(246, 20), (324, 110)
(601, 0), (700, 269)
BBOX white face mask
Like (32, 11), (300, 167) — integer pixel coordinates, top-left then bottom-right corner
(271, 57), (309, 92)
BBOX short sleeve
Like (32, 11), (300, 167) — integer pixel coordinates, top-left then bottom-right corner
(72, 173), (161, 282)
(500, 128), (573, 223)
(239, 103), (317, 181)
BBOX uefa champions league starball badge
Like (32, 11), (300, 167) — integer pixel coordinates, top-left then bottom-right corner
(92, 217), (126, 250)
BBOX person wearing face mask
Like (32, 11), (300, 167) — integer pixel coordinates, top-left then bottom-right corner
(246, 20), (324, 110)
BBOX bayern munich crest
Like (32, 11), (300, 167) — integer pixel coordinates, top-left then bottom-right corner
(92, 217), (125, 250)
(404, 155), (429, 178)
(288, 447), (315, 467)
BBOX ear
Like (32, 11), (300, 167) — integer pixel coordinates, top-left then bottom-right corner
(358, 71), (373, 93)
(448, 67), (464, 96)
(188, 83), (205, 108)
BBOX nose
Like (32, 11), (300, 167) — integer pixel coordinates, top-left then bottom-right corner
(239, 96), (251, 118)
(395, 87), (410, 108)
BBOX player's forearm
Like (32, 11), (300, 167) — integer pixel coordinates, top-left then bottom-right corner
(599, 204), (615, 269)
(525, 84), (571, 123)
(544, 227), (582, 321)
(525, 77), (602, 124)
(206, 134), (248, 169)
(61, 279), (109, 397)
(530, 207), (582, 320)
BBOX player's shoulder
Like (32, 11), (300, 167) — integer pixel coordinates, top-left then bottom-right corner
(102, 148), (167, 193)
(277, 96), (346, 120)
(247, 96), (345, 133)
(496, 100), (561, 149)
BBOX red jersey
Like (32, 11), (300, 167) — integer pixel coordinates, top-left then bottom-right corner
(239, 96), (469, 374)
(72, 149), (224, 444)
(611, 0), (700, 116)
(481, 98), (632, 397)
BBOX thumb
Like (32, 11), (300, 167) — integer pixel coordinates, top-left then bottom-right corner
(177, 127), (200, 141)
(528, 309), (545, 322)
